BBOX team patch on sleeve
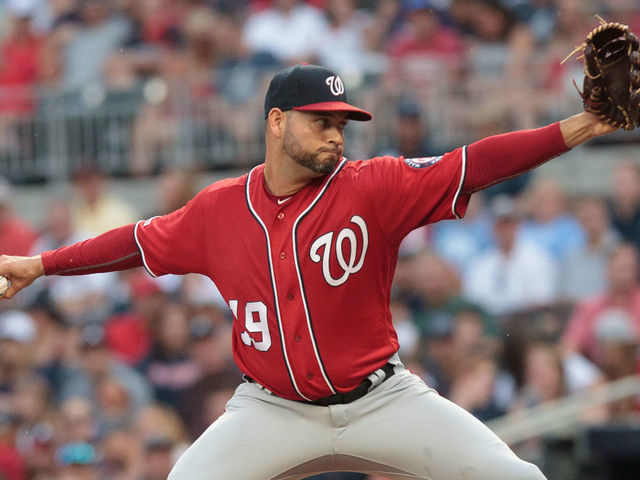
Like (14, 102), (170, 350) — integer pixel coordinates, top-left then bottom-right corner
(403, 156), (443, 169)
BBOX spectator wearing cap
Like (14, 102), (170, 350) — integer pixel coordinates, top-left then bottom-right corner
(57, 323), (152, 418)
(563, 244), (640, 364)
(99, 428), (144, 480)
(133, 403), (189, 454)
(99, 271), (159, 367)
(374, 97), (441, 159)
(54, 441), (97, 480)
(0, 177), (38, 259)
(592, 308), (640, 417)
(140, 435), (175, 480)
(463, 195), (558, 316)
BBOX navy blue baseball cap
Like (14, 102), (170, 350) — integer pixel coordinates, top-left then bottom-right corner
(264, 64), (372, 121)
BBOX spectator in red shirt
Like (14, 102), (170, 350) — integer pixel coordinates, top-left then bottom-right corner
(387, 0), (464, 88)
(0, 177), (37, 257)
(0, 1), (43, 115)
(563, 244), (640, 364)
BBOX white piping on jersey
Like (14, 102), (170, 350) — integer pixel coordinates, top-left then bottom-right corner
(451, 146), (468, 220)
(290, 158), (350, 396)
(134, 218), (160, 278)
(245, 167), (311, 401)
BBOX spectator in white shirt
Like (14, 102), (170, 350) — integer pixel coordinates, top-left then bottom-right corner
(242, 0), (326, 64)
(464, 195), (558, 316)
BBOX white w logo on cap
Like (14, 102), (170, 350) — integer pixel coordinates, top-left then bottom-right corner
(325, 76), (345, 96)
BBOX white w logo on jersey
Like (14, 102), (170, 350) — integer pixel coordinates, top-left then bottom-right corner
(325, 75), (345, 96)
(309, 215), (368, 286)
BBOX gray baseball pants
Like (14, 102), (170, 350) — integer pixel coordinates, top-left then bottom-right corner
(168, 363), (546, 480)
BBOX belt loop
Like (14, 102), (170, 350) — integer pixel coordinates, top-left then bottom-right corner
(366, 362), (396, 392)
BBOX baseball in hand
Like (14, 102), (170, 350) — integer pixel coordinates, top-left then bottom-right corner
(0, 276), (8, 297)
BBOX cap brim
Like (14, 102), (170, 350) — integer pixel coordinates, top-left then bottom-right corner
(293, 102), (372, 121)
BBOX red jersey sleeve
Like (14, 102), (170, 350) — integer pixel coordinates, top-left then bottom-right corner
(134, 191), (210, 277)
(360, 149), (470, 243)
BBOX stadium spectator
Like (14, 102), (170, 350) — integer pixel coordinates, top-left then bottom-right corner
(242, 0), (326, 64)
(28, 199), (116, 325)
(539, 0), (593, 113)
(0, 411), (27, 480)
(608, 162), (640, 251)
(431, 194), (493, 274)
(0, 0), (44, 161)
(176, 317), (240, 440)
(408, 251), (463, 340)
(520, 179), (586, 262)
(509, 341), (605, 465)
(560, 195), (620, 302)
(464, 195), (558, 316)
(592, 308), (640, 417)
(563, 244), (640, 363)
(0, 311), (38, 398)
(54, 441), (97, 480)
(387, 0), (464, 90)
(99, 428), (144, 479)
(52, 0), (131, 92)
(464, 0), (536, 130)
(71, 166), (138, 236)
(314, 0), (388, 79)
(57, 324), (152, 419)
(139, 435), (175, 480)
(141, 302), (199, 408)
(448, 345), (505, 422)
(373, 97), (441, 158)
(0, 177), (38, 258)
(0, 0), (43, 111)
(58, 397), (98, 445)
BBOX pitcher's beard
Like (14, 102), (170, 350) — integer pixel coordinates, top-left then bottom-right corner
(283, 129), (339, 175)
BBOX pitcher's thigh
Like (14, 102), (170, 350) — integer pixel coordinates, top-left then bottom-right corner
(343, 374), (546, 480)
(168, 384), (332, 480)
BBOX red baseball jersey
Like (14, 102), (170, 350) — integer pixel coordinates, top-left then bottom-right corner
(134, 150), (470, 401)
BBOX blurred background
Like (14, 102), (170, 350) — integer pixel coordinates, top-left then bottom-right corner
(1, 0), (640, 479)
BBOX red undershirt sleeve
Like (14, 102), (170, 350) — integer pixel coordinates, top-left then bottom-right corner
(462, 122), (569, 194)
(41, 223), (143, 276)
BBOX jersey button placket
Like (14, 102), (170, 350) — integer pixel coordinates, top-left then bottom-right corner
(280, 252), (287, 259)
(277, 212), (285, 220)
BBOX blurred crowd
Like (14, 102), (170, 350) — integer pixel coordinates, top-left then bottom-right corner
(0, 0), (639, 178)
(2, 0), (640, 479)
